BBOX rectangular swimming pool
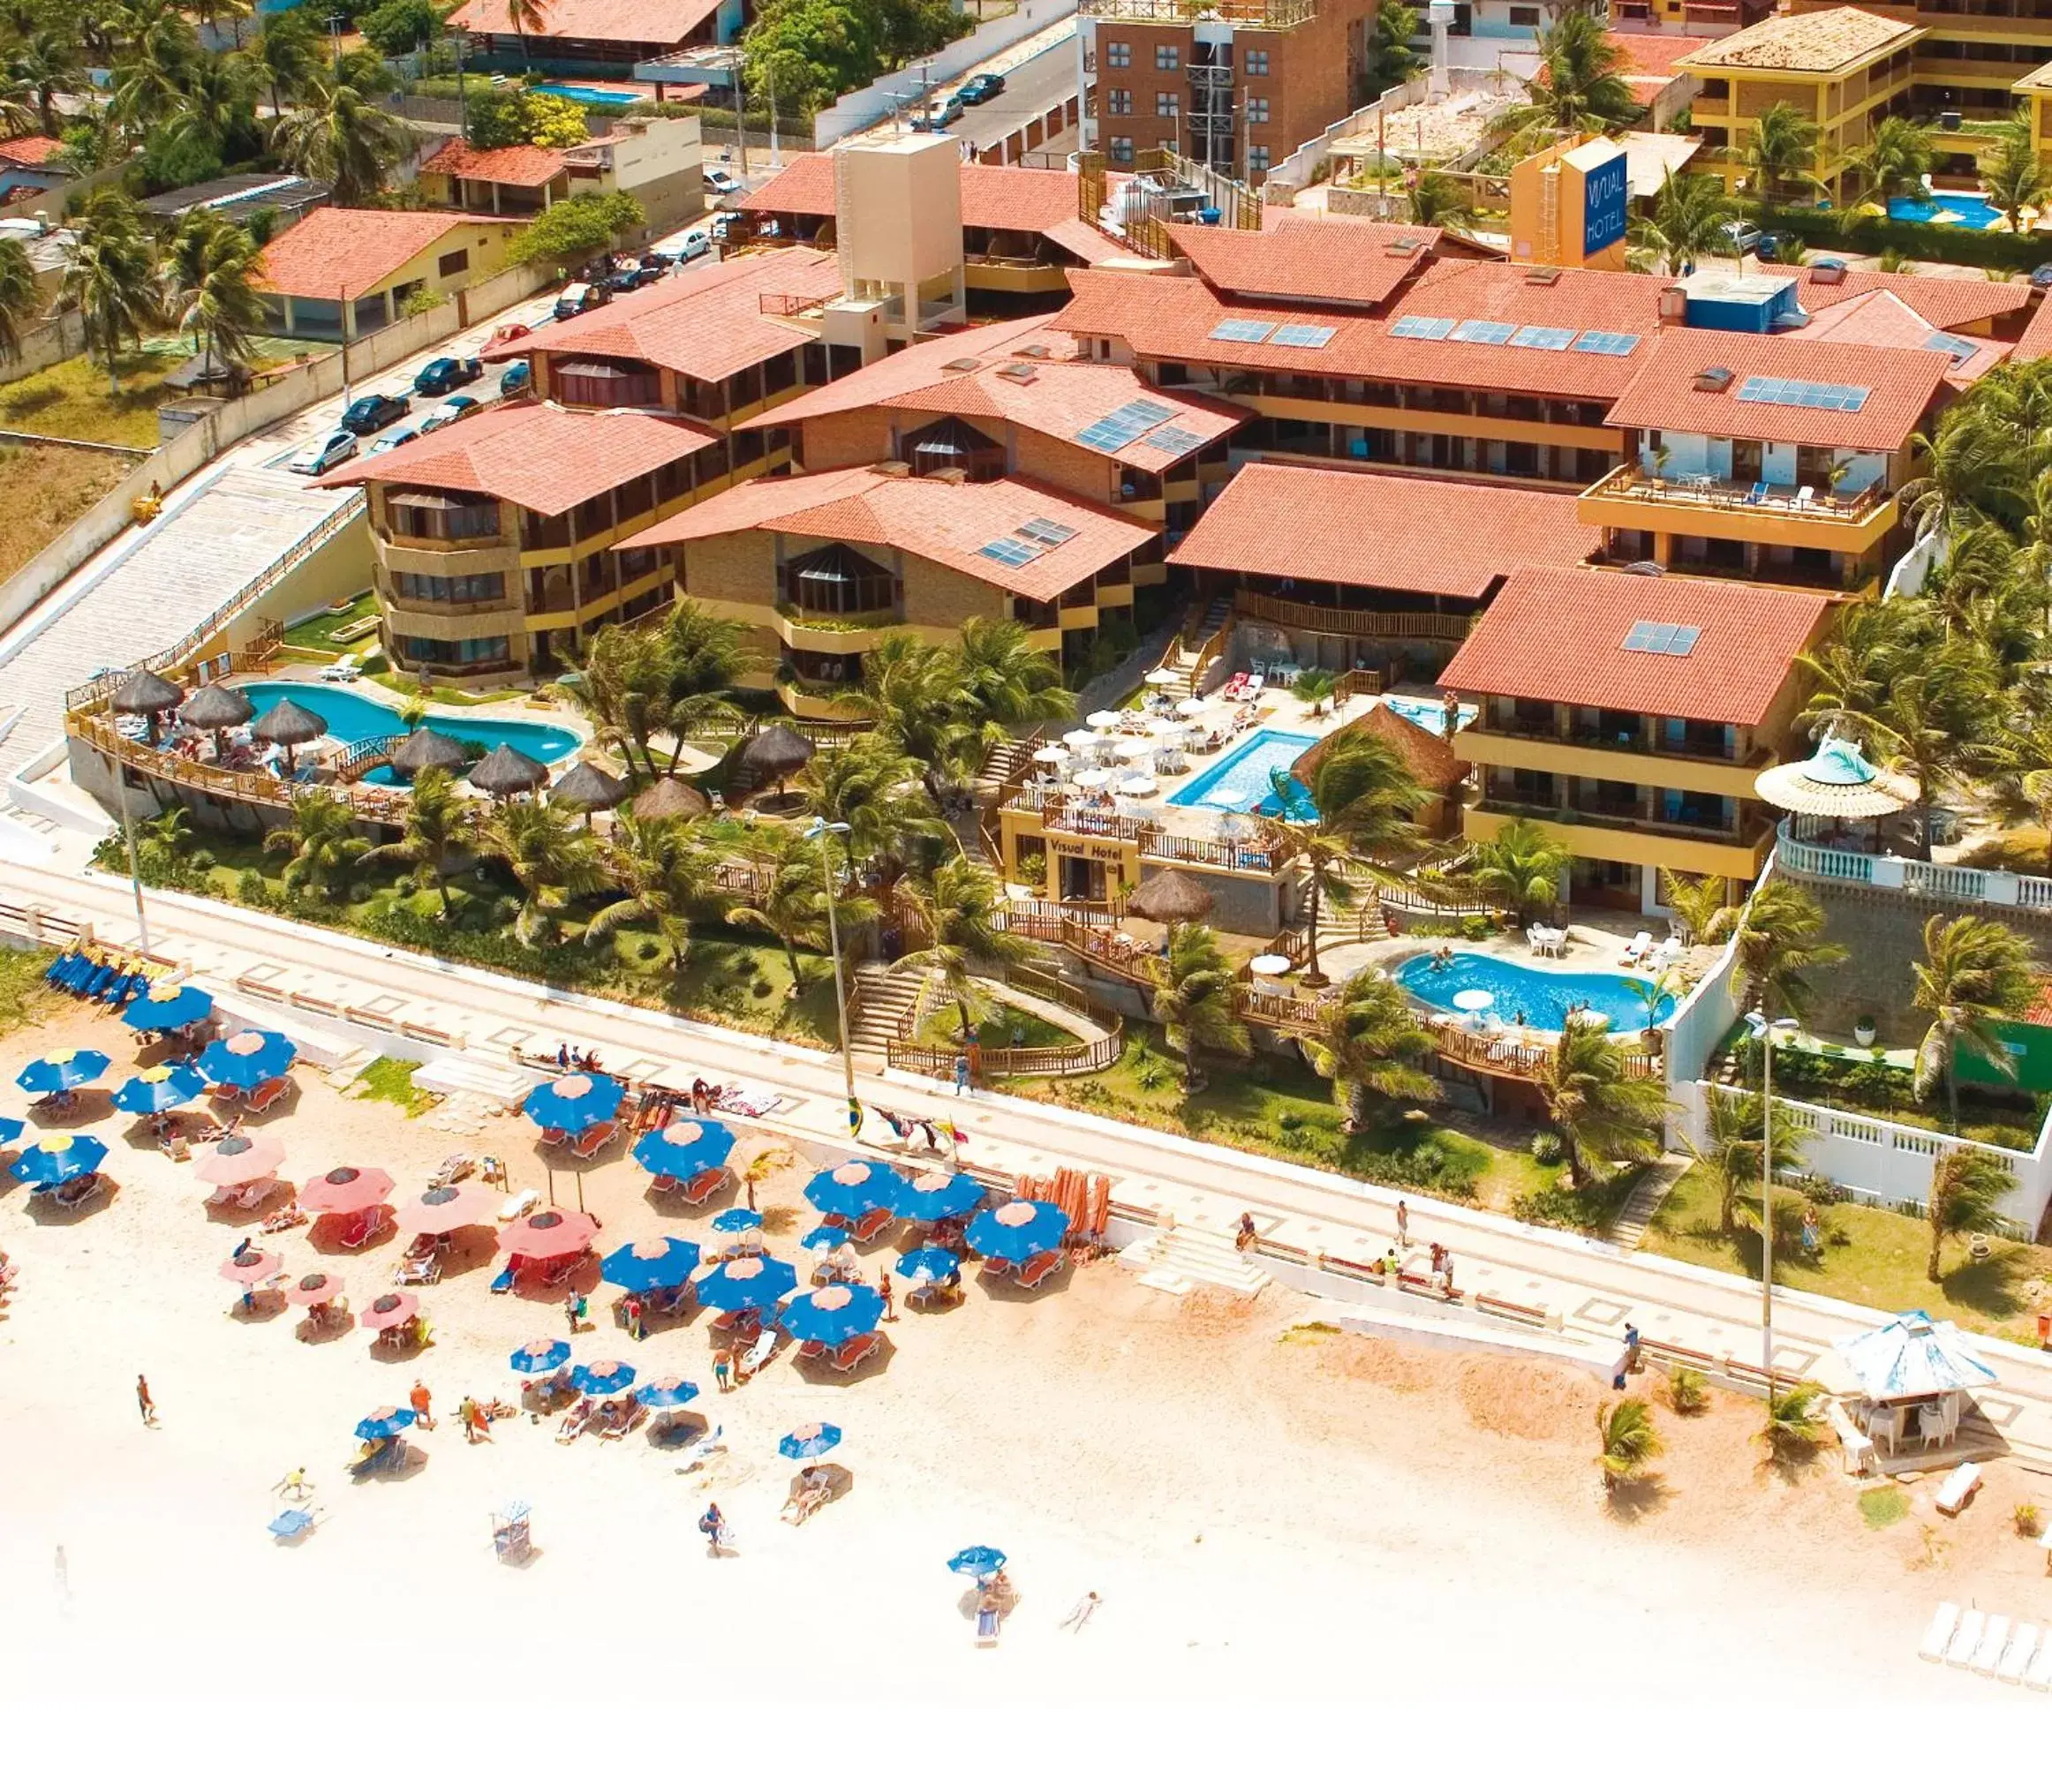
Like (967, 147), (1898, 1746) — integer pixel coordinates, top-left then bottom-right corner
(1167, 729), (1318, 816)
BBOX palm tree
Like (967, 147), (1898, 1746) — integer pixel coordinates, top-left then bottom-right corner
(1686, 1085), (1807, 1236)
(849, 633), (980, 794)
(1630, 171), (1737, 275)
(1292, 670), (1340, 718)
(1746, 101), (1821, 207)
(168, 47), (254, 162)
(0, 72), (32, 142)
(1662, 871), (1738, 947)
(1757, 1379), (1827, 1465)
(740, 1143), (794, 1209)
(107, 0), (199, 139)
(272, 72), (407, 207)
(359, 767), (474, 915)
(1150, 922), (1249, 1091)
(1981, 109), (2050, 235)
(9, 27), (82, 135)
(0, 234), (39, 365)
(586, 816), (713, 954)
(245, 7), (318, 119)
(1263, 773), (1356, 989)
(653, 598), (752, 765)
(1468, 817), (1567, 922)
(1596, 1397), (1663, 1494)
(1726, 878), (1844, 1023)
(796, 733), (945, 892)
(1848, 116), (1932, 208)
(164, 211), (265, 368)
(1925, 1146), (2015, 1282)
(1301, 969), (1437, 1126)
(142, 804), (193, 858)
(557, 625), (668, 779)
(726, 828), (878, 990)
(1306, 731), (1427, 881)
(1860, 655), (1995, 859)
(954, 616), (1069, 739)
(895, 856), (1034, 1043)
(263, 789), (367, 896)
(1513, 8), (1639, 136)
(479, 800), (605, 946)
(60, 190), (157, 398)
(1912, 913), (2040, 1133)
(505, 0), (550, 71)
(1535, 1014), (1670, 1191)
(1407, 169), (1473, 230)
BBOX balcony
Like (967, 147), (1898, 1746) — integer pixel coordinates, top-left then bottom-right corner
(773, 600), (900, 653)
(1580, 464), (1898, 553)
(1465, 800), (1772, 878)
(1456, 725), (1772, 800)
(1081, 0), (1310, 19)
(1237, 589), (1474, 642)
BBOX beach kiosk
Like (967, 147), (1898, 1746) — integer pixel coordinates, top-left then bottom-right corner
(1834, 1309), (1997, 1465)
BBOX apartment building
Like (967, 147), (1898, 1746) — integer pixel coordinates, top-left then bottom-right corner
(1076, 0), (1375, 184)
(1442, 566), (1836, 913)
(319, 403), (728, 684)
(1796, 0), (2052, 120)
(1679, 9), (1923, 204)
(615, 465), (1157, 718)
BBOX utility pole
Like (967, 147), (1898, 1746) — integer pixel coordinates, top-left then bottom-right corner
(733, 56), (749, 180)
(454, 26), (468, 141)
(327, 10), (343, 76)
(766, 60), (779, 169)
(805, 819), (858, 1136)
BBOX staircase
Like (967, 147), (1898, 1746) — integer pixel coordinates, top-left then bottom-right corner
(1605, 1153), (1689, 1251)
(1150, 592), (1237, 702)
(849, 962), (927, 1065)
(1117, 1215), (1271, 1297)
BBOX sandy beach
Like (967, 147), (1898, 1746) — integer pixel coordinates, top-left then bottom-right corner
(3, 997), (2049, 1718)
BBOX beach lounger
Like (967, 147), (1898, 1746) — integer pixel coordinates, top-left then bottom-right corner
(245, 1076), (290, 1115)
(320, 652), (360, 682)
(1945, 1608), (1985, 1669)
(796, 1337), (826, 1363)
(490, 1262), (518, 1294)
(1016, 1249), (1062, 1290)
(674, 1423), (724, 1474)
(850, 1206), (894, 1244)
(1219, 673), (1249, 701)
(1973, 1614), (2011, 1675)
(539, 1126), (569, 1149)
(597, 1397), (639, 1441)
(498, 1187), (539, 1224)
(1935, 1460), (1981, 1517)
(570, 1120), (617, 1161)
(1618, 930), (1651, 967)
(978, 1256), (1017, 1279)
(540, 1251), (585, 1288)
(2026, 1635), (2052, 1691)
(741, 1327), (780, 1378)
(828, 1333), (879, 1374)
(1999, 1623), (2040, 1683)
(394, 1246), (442, 1286)
(334, 1209), (385, 1251)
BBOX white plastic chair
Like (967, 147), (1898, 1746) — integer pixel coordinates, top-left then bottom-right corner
(1973, 1614), (2011, 1675)
(1999, 1623), (2040, 1683)
(1945, 1608), (1985, 1668)
(1919, 1602), (1959, 1662)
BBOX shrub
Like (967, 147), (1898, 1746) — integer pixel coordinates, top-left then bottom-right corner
(751, 977), (773, 998)
(1666, 1365), (1709, 1415)
(236, 869), (268, 907)
(1529, 1131), (1565, 1166)
(1460, 913), (1495, 941)
(1276, 1111), (1304, 1134)
(1754, 201), (2052, 274)
(2017, 1502), (2041, 1539)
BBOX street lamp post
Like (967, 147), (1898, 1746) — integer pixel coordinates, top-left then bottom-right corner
(805, 817), (858, 1135)
(1746, 1009), (1798, 1389)
(114, 737), (150, 956)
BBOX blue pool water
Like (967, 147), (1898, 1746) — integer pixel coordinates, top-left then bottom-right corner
(1384, 693), (1476, 736)
(1168, 728), (1319, 817)
(235, 681), (580, 786)
(1889, 192), (2003, 230)
(533, 80), (647, 109)
(1397, 951), (1676, 1033)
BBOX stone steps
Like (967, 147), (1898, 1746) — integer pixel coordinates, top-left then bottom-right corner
(1606, 1153), (1690, 1251)
(1117, 1217), (1271, 1298)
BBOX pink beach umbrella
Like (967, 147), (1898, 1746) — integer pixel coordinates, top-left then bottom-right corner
(392, 1181), (498, 1235)
(193, 1133), (285, 1187)
(219, 1247), (282, 1286)
(285, 1269), (344, 1306)
(358, 1289), (419, 1333)
(500, 1205), (600, 1261)
(300, 1165), (396, 1215)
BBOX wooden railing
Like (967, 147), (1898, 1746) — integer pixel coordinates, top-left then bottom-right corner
(1005, 791), (1287, 873)
(883, 950), (1126, 1081)
(69, 711), (411, 823)
(334, 733), (404, 782)
(1235, 589), (1475, 643)
(1426, 1015), (1658, 1083)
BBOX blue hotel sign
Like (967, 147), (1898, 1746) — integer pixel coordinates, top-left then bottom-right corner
(1582, 151), (1628, 256)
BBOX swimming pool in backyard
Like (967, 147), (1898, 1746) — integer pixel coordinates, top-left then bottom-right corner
(1888, 192), (2004, 230)
(234, 682), (581, 786)
(1396, 951), (1676, 1033)
(532, 80), (651, 109)
(1167, 728), (1319, 817)
(1383, 693), (1476, 735)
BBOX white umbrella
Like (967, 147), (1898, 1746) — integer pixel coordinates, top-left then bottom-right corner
(1061, 729), (1098, 749)
(1117, 775), (1158, 796)
(1837, 1310), (1999, 1401)
(1074, 768), (1113, 789)
(1114, 737), (1157, 761)
(1249, 954), (1292, 977)
(1031, 745), (1071, 764)
(1212, 787), (1247, 808)
(1452, 990), (1494, 1013)
(1144, 669), (1181, 687)
(1087, 710), (1124, 730)
(1175, 697), (1206, 717)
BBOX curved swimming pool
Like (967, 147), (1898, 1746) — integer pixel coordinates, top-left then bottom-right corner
(1396, 950), (1676, 1033)
(234, 681), (581, 785)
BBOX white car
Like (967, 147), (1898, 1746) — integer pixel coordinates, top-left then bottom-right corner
(704, 167), (741, 197)
(367, 422), (421, 456)
(674, 225), (713, 263)
(289, 429), (358, 475)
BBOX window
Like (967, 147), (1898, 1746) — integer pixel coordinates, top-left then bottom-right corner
(1107, 86), (1132, 113)
(1245, 47), (1268, 75)
(1105, 38), (1130, 64)
(392, 569), (506, 604)
(1248, 145), (1271, 175)
(1509, 4), (1540, 22)
(1246, 95), (1268, 123)
(553, 361), (661, 410)
(1156, 90), (1179, 116)
(1155, 42), (1179, 68)
(397, 633), (510, 668)
(389, 498), (500, 541)
(1110, 134), (1135, 163)
(436, 248), (469, 278)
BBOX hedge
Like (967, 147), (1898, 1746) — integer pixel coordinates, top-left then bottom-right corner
(1754, 204), (2049, 275)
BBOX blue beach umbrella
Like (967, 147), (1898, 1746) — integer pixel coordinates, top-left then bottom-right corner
(0, 1115), (23, 1147)
(12, 1132), (106, 1186)
(891, 1169), (984, 1224)
(710, 1207), (764, 1235)
(781, 1281), (885, 1346)
(695, 1253), (797, 1314)
(112, 1061), (208, 1116)
(570, 1358), (637, 1397)
(636, 1374), (699, 1410)
(803, 1158), (911, 1217)
(354, 1405), (416, 1442)
(801, 1224), (848, 1252)
(523, 1071), (625, 1134)
(897, 1246), (960, 1284)
(199, 1029), (295, 1091)
(121, 982), (214, 1033)
(633, 1118), (734, 1179)
(778, 1421), (842, 1461)
(268, 1509), (314, 1540)
(509, 1337), (571, 1374)
(601, 1236), (702, 1292)
(18, 1049), (109, 1095)
(967, 1198), (1069, 1262)
(948, 1546), (1006, 1578)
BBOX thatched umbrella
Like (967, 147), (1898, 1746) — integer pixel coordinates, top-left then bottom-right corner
(1755, 734), (1918, 854)
(389, 727), (469, 779)
(252, 696), (326, 773)
(551, 759), (630, 826)
(633, 776), (710, 822)
(113, 668), (184, 745)
(1125, 869), (1214, 924)
(736, 723), (814, 796)
(469, 742), (550, 802)
(178, 683), (253, 759)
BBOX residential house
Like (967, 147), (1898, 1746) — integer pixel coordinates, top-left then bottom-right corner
(253, 207), (526, 339)
(447, 0), (731, 75)
(419, 114), (705, 233)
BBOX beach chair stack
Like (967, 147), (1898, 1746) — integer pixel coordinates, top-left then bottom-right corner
(1920, 1601), (2052, 1685)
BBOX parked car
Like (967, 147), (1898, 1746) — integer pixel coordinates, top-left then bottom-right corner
(2033, 262), (2052, 290)
(413, 356), (482, 396)
(340, 391), (410, 436)
(603, 260), (662, 294)
(500, 359), (532, 397)
(704, 166), (741, 197)
(911, 91), (965, 130)
(1719, 220), (1762, 254)
(553, 281), (609, 320)
(1754, 231), (1797, 264)
(367, 421), (421, 455)
(420, 395), (480, 433)
(484, 320), (531, 351)
(957, 72), (1006, 105)
(288, 429), (358, 475)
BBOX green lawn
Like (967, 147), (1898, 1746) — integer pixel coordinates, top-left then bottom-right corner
(367, 670), (524, 707)
(916, 998), (1077, 1051)
(284, 591), (378, 655)
(1644, 1163), (2052, 1346)
(0, 350), (200, 448)
(354, 1055), (436, 1117)
(0, 947), (57, 1037)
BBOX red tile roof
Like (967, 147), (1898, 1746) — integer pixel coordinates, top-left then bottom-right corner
(620, 466), (1157, 601)
(739, 152), (1085, 237)
(1166, 215), (1441, 309)
(254, 207), (511, 297)
(1795, 266), (2033, 333)
(315, 400), (718, 516)
(1796, 288), (2009, 387)
(1440, 567), (1831, 726)
(419, 139), (568, 188)
(448, 0), (719, 44)
(1611, 34), (1714, 75)
(486, 246), (841, 386)
(1167, 464), (1598, 599)
(0, 134), (66, 167)
(2013, 296), (2052, 364)
(754, 314), (1243, 471)
(1604, 328), (1951, 451)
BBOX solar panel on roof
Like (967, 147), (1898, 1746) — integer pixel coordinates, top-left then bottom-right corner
(1074, 396), (1179, 454)
(1017, 516), (1080, 546)
(1924, 329), (1979, 368)
(979, 538), (1045, 568)
(1572, 330), (1641, 357)
(1621, 621), (1702, 657)
(1450, 319), (1516, 345)
(1271, 323), (1337, 349)
(1209, 319), (1275, 343)
(1509, 325), (1576, 351)
(1142, 424), (1208, 456)
(1125, 398), (1175, 425)
(1390, 314), (1456, 339)
(1735, 375), (1869, 412)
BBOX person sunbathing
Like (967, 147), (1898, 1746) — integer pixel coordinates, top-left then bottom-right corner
(781, 1466), (832, 1525)
(557, 1397), (594, 1439)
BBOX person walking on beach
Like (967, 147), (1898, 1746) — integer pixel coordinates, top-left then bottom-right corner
(1395, 1200), (1408, 1247)
(698, 1502), (728, 1555)
(136, 1373), (156, 1427)
(458, 1396), (479, 1442)
(410, 1379), (435, 1431)
(713, 1347), (732, 1393)
(623, 1294), (645, 1343)
(953, 1053), (969, 1096)
(879, 1270), (894, 1321)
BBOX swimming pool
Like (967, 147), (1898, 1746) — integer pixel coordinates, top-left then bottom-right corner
(1167, 728), (1319, 817)
(1889, 192), (2003, 230)
(533, 80), (648, 109)
(235, 681), (580, 786)
(1396, 951), (1676, 1032)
